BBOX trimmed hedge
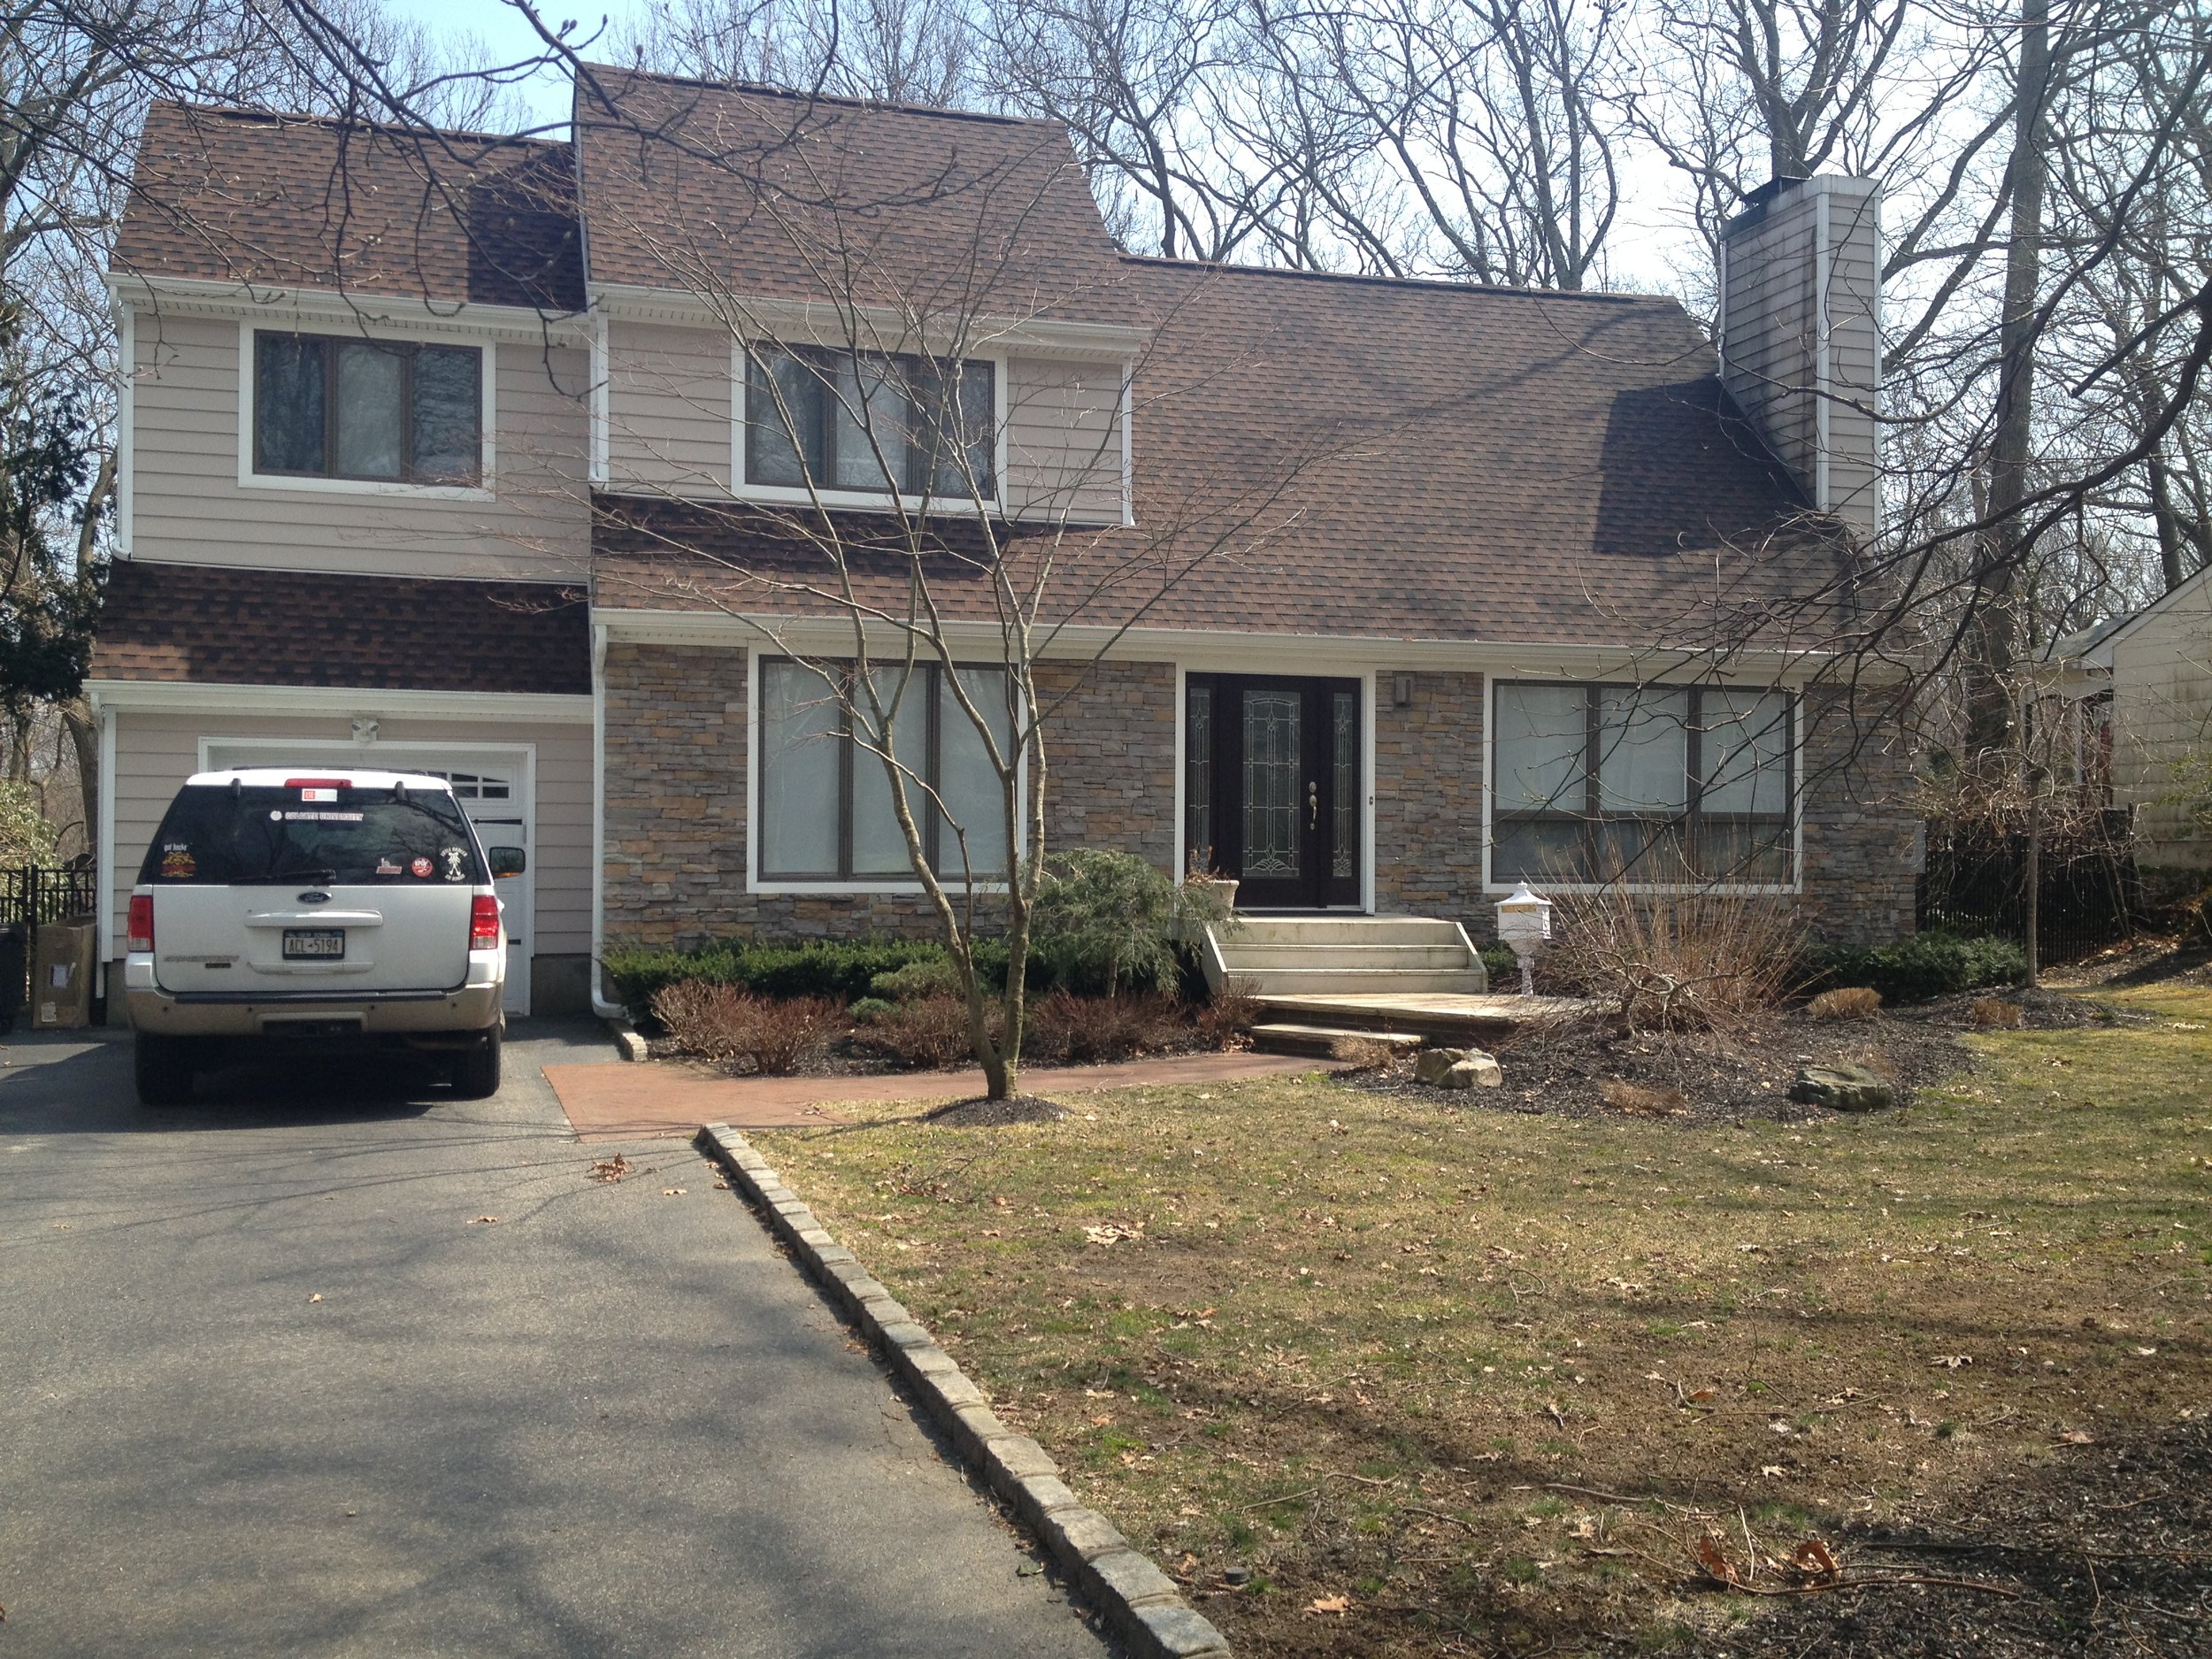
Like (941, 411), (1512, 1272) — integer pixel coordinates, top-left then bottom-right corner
(603, 936), (1011, 1019)
(1801, 931), (2024, 1004)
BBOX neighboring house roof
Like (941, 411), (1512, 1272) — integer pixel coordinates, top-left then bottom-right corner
(88, 563), (591, 695)
(597, 259), (1847, 648)
(115, 101), (584, 311)
(2056, 563), (2212, 670)
(571, 67), (1145, 327)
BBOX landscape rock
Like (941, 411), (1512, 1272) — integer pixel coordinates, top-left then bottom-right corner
(1417, 1047), (1502, 1089)
(1789, 1062), (1894, 1111)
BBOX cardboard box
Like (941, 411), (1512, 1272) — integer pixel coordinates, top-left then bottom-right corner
(33, 922), (97, 1031)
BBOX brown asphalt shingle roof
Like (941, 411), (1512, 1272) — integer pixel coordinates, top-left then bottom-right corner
(115, 102), (584, 310)
(89, 563), (591, 695)
(596, 259), (1853, 649)
(572, 67), (1145, 326)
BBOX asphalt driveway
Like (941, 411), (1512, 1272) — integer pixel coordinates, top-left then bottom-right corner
(0, 1025), (1112, 1658)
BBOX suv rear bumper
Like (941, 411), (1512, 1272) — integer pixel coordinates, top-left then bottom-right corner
(127, 980), (503, 1038)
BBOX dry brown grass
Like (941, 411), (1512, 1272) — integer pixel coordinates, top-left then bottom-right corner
(1195, 977), (1262, 1048)
(1598, 1077), (1688, 1115)
(1973, 995), (2025, 1027)
(1808, 985), (1884, 1020)
(1326, 1034), (1401, 1070)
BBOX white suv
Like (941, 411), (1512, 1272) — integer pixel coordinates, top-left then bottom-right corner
(124, 768), (518, 1106)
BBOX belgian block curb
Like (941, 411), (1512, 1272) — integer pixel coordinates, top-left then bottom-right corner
(696, 1122), (1233, 1659)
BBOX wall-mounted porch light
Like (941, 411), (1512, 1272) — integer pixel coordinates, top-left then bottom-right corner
(1391, 673), (1415, 708)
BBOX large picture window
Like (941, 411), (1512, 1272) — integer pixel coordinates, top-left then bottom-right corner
(744, 345), (995, 499)
(1490, 681), (1794, 885)
(757, 657), (1017, 882)
(254, 331), (483, 485)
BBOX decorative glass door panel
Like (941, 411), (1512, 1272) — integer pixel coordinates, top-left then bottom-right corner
(1241, 691), (1302, 876)
(1187, 674), (1362, 908)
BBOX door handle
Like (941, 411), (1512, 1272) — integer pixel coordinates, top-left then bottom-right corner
(1308, 781), (1319, 829)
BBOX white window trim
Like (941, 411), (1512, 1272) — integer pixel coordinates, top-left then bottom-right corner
(234, 318), (498, 502)
(744, 647), (1026, 895)
(1171, 660), (1378, 914)
(1479, 677), (1805, 896)
(726, 336), (1009, 516)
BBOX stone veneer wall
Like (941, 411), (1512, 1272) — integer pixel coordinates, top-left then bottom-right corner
(1371, 670), (1494, 936)
(603, 646), (1918, 950)
(601, 643), (1177, 949)
(1795, 687), (1921, 944)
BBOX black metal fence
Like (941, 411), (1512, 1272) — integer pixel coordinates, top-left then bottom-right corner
(1916, 810), (2140, 964)
(0, 863), (100, 1021)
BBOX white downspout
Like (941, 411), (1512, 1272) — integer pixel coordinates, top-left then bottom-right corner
(94, 695), (117, 1018)
(588, 618), (626, 1019)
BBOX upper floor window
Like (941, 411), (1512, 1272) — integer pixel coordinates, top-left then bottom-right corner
(254, 331), (483, 486)
(1491, 681), (1794, 886)
(744, 346), (995, 500)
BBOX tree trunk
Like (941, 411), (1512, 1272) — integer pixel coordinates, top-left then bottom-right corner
(1964, 0), (2051, 770)
(62, 700), (97, 863)
(2148, 448), (2191, 593)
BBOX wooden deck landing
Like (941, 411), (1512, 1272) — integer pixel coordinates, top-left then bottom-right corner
(1251, 992), (1596, 1044)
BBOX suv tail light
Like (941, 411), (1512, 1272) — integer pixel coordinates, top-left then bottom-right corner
(128, 895), (156, 953)
(470, 895), (501, 952)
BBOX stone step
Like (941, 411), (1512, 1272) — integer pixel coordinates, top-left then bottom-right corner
(1226, 917), (1468, 947)
(1250, 1023), (1425, 1058)
(1228, 967), (1494, 995)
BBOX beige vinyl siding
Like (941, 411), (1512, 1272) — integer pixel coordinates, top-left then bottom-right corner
(605, 320), (733, 495)
(110, 710), (594, 953)
(1003, 356), (1124, 522)
(2108, 578), (2212, 866)
(1719, 179), (1880, 546)
(129, 311), (590, 579)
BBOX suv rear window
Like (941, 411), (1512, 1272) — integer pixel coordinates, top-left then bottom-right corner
(140, 784), (484, 886)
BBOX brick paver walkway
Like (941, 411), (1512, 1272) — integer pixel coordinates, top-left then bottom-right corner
(545, 1049), (1338, 1140)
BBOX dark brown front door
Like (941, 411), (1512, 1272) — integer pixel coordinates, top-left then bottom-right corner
(1186, 675), (1362, 908)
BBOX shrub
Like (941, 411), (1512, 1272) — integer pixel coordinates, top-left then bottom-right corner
(871, 957), (962, 1002)
(1601, 1079), (1687, 1116)
(1196, 977), (1261, 1048)
(1971, 995), (2024, 1028)
(649, 982), (843, 1074)
(1033, 849), (1231, 996)
(605, 936), (1011, 1019)
(1328, 1034), (1400, 1070)
(866, 995), (997, 1070)
(1547, 887), (1803, 1031)
(848, 995), (894, 1025)
(1807, 986), (1883, 1021)
(1802, 932), (2024, 1004)
(1022, 989), (1187, 1064)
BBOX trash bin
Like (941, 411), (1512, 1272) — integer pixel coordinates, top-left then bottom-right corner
(32, 921), (97, 1031)
(0, 924), (26, 1033)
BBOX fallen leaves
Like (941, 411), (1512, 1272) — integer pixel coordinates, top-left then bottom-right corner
(466, 1215), (500, 1225)
(663, 1187), (687, 1197)
(1931, 1354), (1973, 1370)
(1306, 1594), (1350, 1616)
(1083, 1222), (1144, 1247)
(307, 1293), (322, 1303)
(2055, 1428), (2099, 1446)
(589, 1156), (630, 1183)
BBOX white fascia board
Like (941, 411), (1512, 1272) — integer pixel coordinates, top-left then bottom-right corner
(588, 280), (1150, 359)
(108, 273), (594, 346)
(87, 679), (593, 724)
(592, 607), (1840, 682)
(2088, 562), (2212, 658)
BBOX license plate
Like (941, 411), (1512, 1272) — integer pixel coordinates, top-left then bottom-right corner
(282, 929), (345, 960)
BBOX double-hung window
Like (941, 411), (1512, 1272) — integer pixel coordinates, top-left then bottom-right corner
(1490, 682), (1794, 885)
(253, 331), (484, 486)
(757, 657), (1017, 883)
(744, 345), (995, 500)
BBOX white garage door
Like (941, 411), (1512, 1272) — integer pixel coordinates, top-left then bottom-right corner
(200, 744), (534, 1016)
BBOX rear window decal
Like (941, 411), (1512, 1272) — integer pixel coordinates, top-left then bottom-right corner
(411, 856), (434, 879)
(442, 848), (468, 880)
(377, 858), (403, 876)
(160, 848), (196, 879)
(280, 810), (365, 823)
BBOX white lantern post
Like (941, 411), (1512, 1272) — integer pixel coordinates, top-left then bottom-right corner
(1494, 882), (1553, 997)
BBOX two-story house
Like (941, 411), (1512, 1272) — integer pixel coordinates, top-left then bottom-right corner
(89, 73), (1914, 1018)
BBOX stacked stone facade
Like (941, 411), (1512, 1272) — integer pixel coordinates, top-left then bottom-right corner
(602, 643), (1917, 952)
(601, 644), (1177, 949)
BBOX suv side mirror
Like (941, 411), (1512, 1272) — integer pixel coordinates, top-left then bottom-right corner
(488, 846), (526, 879)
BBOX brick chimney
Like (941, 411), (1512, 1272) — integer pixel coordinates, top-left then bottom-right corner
(1718, 174), (1883, 544)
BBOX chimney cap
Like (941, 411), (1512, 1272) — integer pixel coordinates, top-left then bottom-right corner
(1742, 173), (1812, 208)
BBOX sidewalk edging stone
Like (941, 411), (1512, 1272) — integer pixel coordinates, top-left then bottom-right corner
(695, 1121), (1234, 1659)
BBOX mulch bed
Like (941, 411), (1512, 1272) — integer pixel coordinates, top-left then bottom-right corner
(921, 1094), (1071, 1126)
(1348, 989), (2148, 1125)
(1691, 1417), (2212, 1658)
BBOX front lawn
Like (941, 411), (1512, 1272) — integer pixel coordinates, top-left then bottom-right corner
(750, 983), (2212, 1655)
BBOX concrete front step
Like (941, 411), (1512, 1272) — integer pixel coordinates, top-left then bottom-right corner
(1217, 943), (1476, 970)
(1253, 992), (1592, 1044)
(1225, 967), (1494, 995)
(1250, 1024), (1425, 1058)
(1227, 917), (1468, 946)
